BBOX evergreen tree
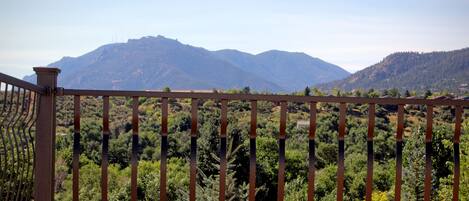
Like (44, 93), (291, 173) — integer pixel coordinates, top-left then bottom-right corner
(389, 88), (400, 97)
(404, 90), (411, 97)
(353, 89), (362, 97)
(304, 86), (311, 96)
(311, 87), (324, 96)
(403, 126), (425, 200)
(242, 86), (251, 94)
(424, 90), (432, 98)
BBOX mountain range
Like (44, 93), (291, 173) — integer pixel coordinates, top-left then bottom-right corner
(23, 36), (350, 91)
(318, 48), (469, 92)
(23, 36), (469, 93)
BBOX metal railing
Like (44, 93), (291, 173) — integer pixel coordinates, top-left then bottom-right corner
(0, 72), (42, 200)
(60, 89), (467, 201)
(0, 67), (468, 201)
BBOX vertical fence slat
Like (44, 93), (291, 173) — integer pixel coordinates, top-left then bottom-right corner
(366, 103), (375, 201)
(73, 95), (80, 201)
(277, 101), (287, 201)
(8, 87), (21, 201)
(219, 99), (228, 201)
(337, 103), (346, 201)
(452, 105), (462, 201)
(9, 87), (22, 201)
(424, 105), (433, 201)
(160, 97), (168, 201)
(249, 100), (257, 201)
(13, 88), (27, 201)
(15, 89), (28, 198)
(190, 98), (198, 201)
(395, 104), (404, 201)
(7, 87), (20, 201)
(0, 83), (10, 198)
(307, 102), (317, 201)
(2, 86), (16, 201)
(17, 89), (34, 199)
(101, 96), (110, 201)
(131, 97), (139, 201)
(27, 91), (38, 198)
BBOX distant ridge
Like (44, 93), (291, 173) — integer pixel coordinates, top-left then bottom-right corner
(213, 49), (349, 91)
(23, 35), (349, 91)
(318, 48), (469, 93)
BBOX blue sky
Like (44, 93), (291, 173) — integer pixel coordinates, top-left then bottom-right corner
(1, 0), (469, 78)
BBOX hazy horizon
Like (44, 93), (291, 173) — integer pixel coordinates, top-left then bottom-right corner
(1, 0), (469, 78)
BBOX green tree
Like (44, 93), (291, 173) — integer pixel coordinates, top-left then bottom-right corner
(404, 90), (411, 97)
(163, 86), (171, 92)
(315, 165), (337, 200)
(285, 178), (307, 201)
(366, 89), (380, 98)
(424, 90), (432, 98)
(388, 88), (400, 97)
(353, 89), (362, 97)
(332, 88), (342, 96)
(311, 87), (324, 96)
(242, 86), (251, 94)
(438, 121), (469, 200)
(304, 86), (311, 96)
(194, 139), (249, 201)
(402, 126), (425, 200)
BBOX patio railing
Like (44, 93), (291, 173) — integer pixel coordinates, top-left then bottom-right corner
(0, 67), (467, 201)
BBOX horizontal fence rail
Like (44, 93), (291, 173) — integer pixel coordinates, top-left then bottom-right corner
(0, 73), (41, 200)
(0, 73), (45, 95)
(62, 89), (467, 201)
(61, 89), (469, 106)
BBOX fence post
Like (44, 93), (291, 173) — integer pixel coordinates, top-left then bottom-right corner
(33, 67), (60, 201)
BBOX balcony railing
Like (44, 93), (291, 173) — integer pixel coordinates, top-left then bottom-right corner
(0, 67), (467, 201)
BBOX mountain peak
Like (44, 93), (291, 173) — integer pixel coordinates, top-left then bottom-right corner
(127, 35), (181, 45)
(258, 49), (305, 56)
(58, 56), (75, 61)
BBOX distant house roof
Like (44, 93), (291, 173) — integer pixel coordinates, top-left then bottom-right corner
(432, 95), (455, 100)
(296, 120), (309, 129)
(456, 96), (469, 100)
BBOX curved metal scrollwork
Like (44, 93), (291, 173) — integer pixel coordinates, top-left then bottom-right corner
(0, 82), (38, 200)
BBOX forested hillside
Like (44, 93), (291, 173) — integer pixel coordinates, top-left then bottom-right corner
(54, 89), (469, 200)
(319, 48), (469, 93)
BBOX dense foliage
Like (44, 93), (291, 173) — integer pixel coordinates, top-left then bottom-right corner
(53, 89), (469, 200)
(319, 48), (469, 93)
